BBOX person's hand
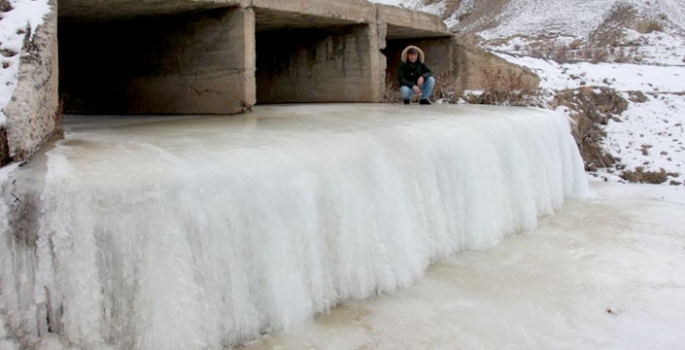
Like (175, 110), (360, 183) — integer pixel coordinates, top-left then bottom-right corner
(413, 85), (421, 94)
(417, 76), (425, 87)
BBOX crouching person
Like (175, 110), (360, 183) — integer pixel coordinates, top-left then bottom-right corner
(398, 45), (435, 105)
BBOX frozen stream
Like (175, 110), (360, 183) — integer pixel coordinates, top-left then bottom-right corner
(241, 180), (685, 350)
(0, 104), (588, 349)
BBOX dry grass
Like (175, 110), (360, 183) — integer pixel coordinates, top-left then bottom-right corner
(636, 19), (663, 34)
(627, 90), (649, 103)
(621, 167), (669, 184)
(524, 41), (642, 64)
(0, 126), (10, 167)
(384, 73), (458, 104)
(552, 86), (628, 170)
(384, 79), (403, 103)
(432, 72), (459, 103)
(464, 69), (538, 107)
(0, 0), (12, 12)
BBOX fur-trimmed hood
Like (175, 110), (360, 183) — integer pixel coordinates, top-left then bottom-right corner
(401, 45), (425, 63)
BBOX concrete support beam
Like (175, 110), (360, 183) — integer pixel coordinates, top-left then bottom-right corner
(59, 0), (243, 21)
(376, 4), (450, 39)
(250, 0), (375, 24)
(60, 7), (256, 115)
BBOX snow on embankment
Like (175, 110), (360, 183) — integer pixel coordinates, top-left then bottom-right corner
(0, 0), (50, 125)
(0, 105), (587, 349)
(496, 52), (685, 184)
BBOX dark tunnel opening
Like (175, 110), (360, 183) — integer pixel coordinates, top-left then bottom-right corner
(254, 7), (377, 105)
(255, 24), (375, 104)
(58, 7), (248, 115)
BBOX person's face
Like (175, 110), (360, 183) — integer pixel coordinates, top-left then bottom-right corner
(408, 52), (418, 63)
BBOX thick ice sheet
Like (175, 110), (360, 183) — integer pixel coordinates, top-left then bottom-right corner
(241, 180), (685, 350)
(0, 104), (587, 349)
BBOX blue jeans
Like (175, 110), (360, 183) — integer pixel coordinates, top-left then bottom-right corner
(400, 76), (435, 100)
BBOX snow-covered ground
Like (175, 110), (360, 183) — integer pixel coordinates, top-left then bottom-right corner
(604, 93), (685, 183)
(0, 0), (50, 125)
(498, 56), (685, 92)
(496, 52), (685, 185)
(241, 179), (685, 350)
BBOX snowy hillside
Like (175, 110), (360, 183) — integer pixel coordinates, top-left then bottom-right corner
(459, 0), (684, 40)
(372, 0), (685, 186)
(371, 0), (685, 38)
(373, 0), (685, 65)
(499, 54), (685, 185)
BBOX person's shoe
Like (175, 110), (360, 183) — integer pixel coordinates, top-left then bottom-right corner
(420, 99), (431, 105)
(404, 100), (410, 105)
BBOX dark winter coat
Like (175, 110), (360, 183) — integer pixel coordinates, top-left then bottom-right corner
(398, 45), (433, 88)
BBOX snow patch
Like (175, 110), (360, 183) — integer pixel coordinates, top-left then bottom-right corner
(490, 51), (685, 185)
(603, 92), (685, 181)
(0, 0), (51, 125)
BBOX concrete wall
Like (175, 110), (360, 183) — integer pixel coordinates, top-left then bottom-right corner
(4, 0), (59, 161)
(60, 7), (255, 115)
(256, 24), (382, 103)
(453, 41), (540, 94)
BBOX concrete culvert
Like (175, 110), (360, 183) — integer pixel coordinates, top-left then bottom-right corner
(256, 23), (376, 104)
(59, 6), (254, 115)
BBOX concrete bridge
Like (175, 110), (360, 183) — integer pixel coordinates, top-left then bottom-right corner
(2, 0), (538, 163)
(58, 0), (453, 115)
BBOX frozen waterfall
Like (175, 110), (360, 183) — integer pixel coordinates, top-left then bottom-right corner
(0, 104), (588, 350)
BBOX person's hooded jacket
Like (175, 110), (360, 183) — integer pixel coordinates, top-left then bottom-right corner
(398, 46), (433, 88)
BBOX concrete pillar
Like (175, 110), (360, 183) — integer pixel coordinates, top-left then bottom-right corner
(60, 7), (256, 115)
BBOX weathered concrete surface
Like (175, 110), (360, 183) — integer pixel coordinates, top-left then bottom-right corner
(59, 0), (377, 23)
(377, 4), (451, 39)
(453, 40), (540, 95)
(4, 0), (59, 161)
(257, 24), (383, 103)
(252, 0), (375, 24)
(58, 0), (242, 21)
(60, 7), (256, 115)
